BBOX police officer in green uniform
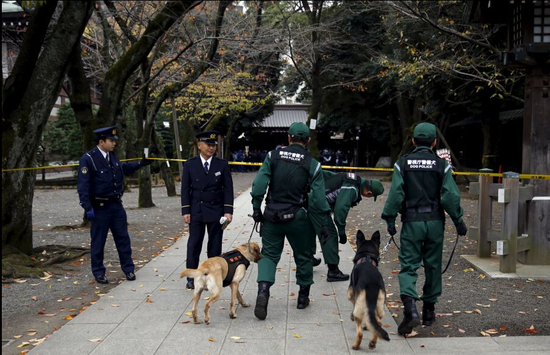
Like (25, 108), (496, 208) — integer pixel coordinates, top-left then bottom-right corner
(251, 122), (331, 320)
(309, 171), (384, 281)
(382, 122), (467, 336)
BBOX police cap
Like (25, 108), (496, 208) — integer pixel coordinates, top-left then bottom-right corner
(413, 123), (437, 139)
(196, 130), (219, 144)
(361, 179), (384, 201)
(288, 122), (310, 139)
(93, 126), (118, 140)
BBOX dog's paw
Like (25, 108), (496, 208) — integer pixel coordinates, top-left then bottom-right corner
(229, 312), (237, 319)
(352, 344), (360, 350)
(350, 312), (355, 321)
(241, 302), (251, 307)
(193, 318), (203, 324)
(368, 341), (376, 350)
(362, 325), (368, 331)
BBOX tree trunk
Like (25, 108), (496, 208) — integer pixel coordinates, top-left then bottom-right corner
(152, 127), (177, 197)
(481, 104), (500, 170)
(2, 1), (94, 255)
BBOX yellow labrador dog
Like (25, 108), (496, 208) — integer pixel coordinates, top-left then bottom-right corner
(180, 242), (261, 324)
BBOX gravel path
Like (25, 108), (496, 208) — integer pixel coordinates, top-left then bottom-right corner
(2, 171), (548, 354)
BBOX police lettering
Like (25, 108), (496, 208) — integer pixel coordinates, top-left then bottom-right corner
(279, 151), (305, 162)
(407, 159), (437, 169)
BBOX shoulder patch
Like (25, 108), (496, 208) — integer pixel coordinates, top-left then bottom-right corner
(81, 167), (88, 174)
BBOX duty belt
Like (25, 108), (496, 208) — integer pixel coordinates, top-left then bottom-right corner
(405, 203), (439, 214)
(92, 195), (122, 202)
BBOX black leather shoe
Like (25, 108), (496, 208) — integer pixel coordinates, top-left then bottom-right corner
(327, 269), (349, 282)
(297, 285), (310, 309)
(422, 302), (436, 326)
(255, 282), (272, 320)
(312, 256), (322, 267)
(95, 275), (109, 284)
(398, 296), (421, 336)
(125, 272), (136, 281)
(186, 279), (195, 290)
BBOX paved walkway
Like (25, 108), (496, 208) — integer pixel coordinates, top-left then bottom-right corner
(28, 189), (549, 355)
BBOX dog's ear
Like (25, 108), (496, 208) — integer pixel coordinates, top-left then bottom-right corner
(356, 230), (366, 243)
(372, 230), (380, 242)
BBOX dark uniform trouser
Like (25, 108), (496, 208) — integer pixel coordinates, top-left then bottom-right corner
(307, 211), (339, 265)
(257, 208), (315, 286)
(398, 220), (444, 303)
(186, 219), (223, 280)
(91, 201), (134, 277)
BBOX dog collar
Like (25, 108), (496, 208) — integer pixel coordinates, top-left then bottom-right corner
(356, 255), (379, 267)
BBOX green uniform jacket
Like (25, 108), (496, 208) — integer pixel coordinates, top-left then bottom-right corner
(251, 144), (331, 217)
(382, 146), (464, 227)
(322, 170), (361, 236)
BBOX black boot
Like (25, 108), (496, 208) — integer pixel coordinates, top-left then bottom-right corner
(326, 266), (349, 282)
(422, 301), (436, 326)
(254, 282), (272, 320)
(297, 285), (310, 309)
(311, 255), (322, 267)
(398, 296), (420, 336)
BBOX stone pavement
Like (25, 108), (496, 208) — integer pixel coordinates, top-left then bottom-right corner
(28, 188), (550, 355)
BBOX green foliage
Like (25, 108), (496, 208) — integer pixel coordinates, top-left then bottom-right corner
(42, 103), (83, 162)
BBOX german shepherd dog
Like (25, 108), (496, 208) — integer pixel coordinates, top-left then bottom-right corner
(347, 230), (390, 350)
(180, 242), (261, 324)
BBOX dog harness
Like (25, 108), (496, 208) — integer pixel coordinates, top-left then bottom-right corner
(221, 250), (250, 287)
(350, 255), (380, 287)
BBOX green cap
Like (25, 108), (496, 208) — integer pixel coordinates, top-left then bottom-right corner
(413, 122), (437, 139)
(288, 122), (310, 138)
(361, 179), (384, 201)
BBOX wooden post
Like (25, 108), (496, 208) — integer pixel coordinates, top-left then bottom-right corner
(499, 172), (519, 273)
(477, 169), (493, 258)
(170, 95), (184, 177)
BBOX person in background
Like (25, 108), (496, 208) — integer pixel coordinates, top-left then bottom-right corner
(77, 126), (153, 284)
(181, 130), (234, 290)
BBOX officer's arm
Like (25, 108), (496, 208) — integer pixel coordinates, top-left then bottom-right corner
(308, 161), (331, 213)
(121, 161), (141, 175)
(181, 162), (192, 215)
(77, 156), (93, 210)
(333, 187), (356, 236)
(381, 162), (405, 227)
(222, 160), (234, 214)
(250, 152), (272, 209)
(440, 161), (464, 224)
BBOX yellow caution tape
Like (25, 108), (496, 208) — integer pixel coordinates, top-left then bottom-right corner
(3, 159), (549, 180)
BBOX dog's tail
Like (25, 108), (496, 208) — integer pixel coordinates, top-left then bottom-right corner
(366, 290), (390, 342)
(179, 269), (202, 279)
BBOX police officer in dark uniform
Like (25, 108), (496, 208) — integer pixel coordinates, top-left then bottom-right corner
(251, 122), (331, 320)
(181, 130), (234, 290)
(382, 122), (467, 336)
(77, 126), (153, 284)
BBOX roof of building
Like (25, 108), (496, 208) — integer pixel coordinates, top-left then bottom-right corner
(499, 108), (523, 122)
(257, 104), (310, 128)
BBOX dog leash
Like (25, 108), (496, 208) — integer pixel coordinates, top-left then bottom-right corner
(383, 233), (460, 275)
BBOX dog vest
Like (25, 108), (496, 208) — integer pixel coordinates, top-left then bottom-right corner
(221, 250), (250, 287)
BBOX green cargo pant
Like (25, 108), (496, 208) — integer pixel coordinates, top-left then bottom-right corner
(257, 208), (315, 286)
(398, 220), (444, 303)
(307, 210), (340, 265)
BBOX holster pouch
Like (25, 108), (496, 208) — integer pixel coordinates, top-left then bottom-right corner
(263, 203), (300, 223)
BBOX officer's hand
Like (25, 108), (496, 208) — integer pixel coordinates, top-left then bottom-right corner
(387, 225), (397, 236)
(86, 208), (95, 221)
(455, 220), (468, 236)
(183, 214), (191, 224)
(320, 225), (330, 245)
(339, 233), (347, 245)
(252, 209), (263, 223)
(140, 155), (153, 167)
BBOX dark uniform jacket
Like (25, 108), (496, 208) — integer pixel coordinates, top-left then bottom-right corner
(181, 156), (234, 222)
(77, 147), (141, 210)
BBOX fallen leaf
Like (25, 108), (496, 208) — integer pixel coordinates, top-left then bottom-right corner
(406, 330), (419, 338)
(208, 337), (215, 342)
(458, 328), (466, 333)
(294, 334), (301, 338)
(17, 342), (30, 348)
(181, 320), (190, 324)
(519, 311), (531, 315)
(480, 331), (490, 337)
(289, 293), (295, 296)
(230, 336), (241, 340)
(485, 329), (499, 335)
(111, 304), (119, 307)
(13, 335), (22, 339)
(474, 309), (482, 315)
(384, 324), (391, 328)
(525, 326), (538, 334)
(63, 315), (73, 320)
(89, 338), (102, 343)
(159, 288), (167, 291)
(145, 298), (153, 303)
(31, 296), (37, 301)
(186, 312), (193, 316)
(13, 279), (27, 283)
